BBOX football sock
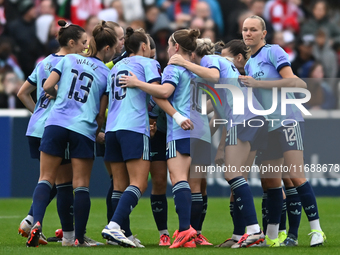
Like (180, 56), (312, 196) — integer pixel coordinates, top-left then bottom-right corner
(63, 230), (74, 240)
(190, 193), (203, 231)
(197, 195), (208, 232)
(310, 219), (322, 231)
(286, 187), (301, 238)
(228, 177), (259, 234)
(50, 185), (57, 202)
(111, 185), (141, 230)
(172, 181), (191, 232)
(266, 187), (283, 239)
(267, 224), (279, 240)
(262, 192), (268, 234)
(159, 229), (170, 237)
(74, 187), (91, 244)
(232, 196), (246, 236)
(111, 190), (122, 213)
(296, 181), (321, 231)
(28, 184), (57, 222)
(56, 182), (74, 232)
(150, 194), (168, 231)
(106, 176), (114, 223)
(279, 198), (287, 232)
(32, 180), (52, 226)
(229, 201), (234, 219)
(24, 215), (33, 225)
(111, 190), (132, 236)
(247, 224), (261, 235)
(27, 205), (33, 219)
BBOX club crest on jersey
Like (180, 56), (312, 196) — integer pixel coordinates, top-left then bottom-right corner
(44, 63), (52, 72)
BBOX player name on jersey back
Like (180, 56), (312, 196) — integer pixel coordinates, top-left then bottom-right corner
(76, 58), (99, 71)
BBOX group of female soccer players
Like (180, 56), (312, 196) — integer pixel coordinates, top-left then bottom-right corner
(17, 14), (326, 248)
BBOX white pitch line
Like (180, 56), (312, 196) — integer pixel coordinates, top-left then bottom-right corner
(0, 215), (21, 219)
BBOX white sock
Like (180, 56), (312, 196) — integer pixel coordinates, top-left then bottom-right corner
(232, 234), (243, 241)
(310, 219), (322, 231)
(127, 235), (133, 241)
(159, 229), (169, 237)
(25, 215), (33, 225)
(63, 230), (74, 240)
(246, 224), (260, 235)
(107, 221), (120, 230)
(267, 224), (279, 239)
(279, 230), (287, 234)
(197, 230), (202, 235)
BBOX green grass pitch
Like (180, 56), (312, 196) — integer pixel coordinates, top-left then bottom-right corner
(0, 197), (338, 255)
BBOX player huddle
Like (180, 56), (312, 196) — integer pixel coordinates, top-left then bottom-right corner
(16, 15), (326, 249)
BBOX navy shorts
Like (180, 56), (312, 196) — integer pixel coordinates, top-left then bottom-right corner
(150, 130), (166, 162)
(28, 136), (71, 164)
(40, 125), (95, 159)
(258, 122), (304, 162)
(225, 116), (268, 151)
(96, 142), (105, 157)
(28, 136), (42, 160)
(167, 138), (211, 165)
(105, 130), (150, 162)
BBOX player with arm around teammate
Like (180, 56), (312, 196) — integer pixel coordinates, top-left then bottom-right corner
(120, 29), (204, 248)
(26, 21), (117, 247)
(169, 36), (268, 248)
(240, 15), (325, 247)
(101, 27), (162, 248)
(17, 20), (87, 247)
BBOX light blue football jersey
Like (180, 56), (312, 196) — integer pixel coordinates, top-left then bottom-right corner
(106, 56), (162, 136)
(200, 55), (264, 131)
(45, 54), (109, 141)
(26, 54), (64, 138)
(163, 64), (211, 143)
(149, 96), (167, 134)
(244, 44), (304, 131)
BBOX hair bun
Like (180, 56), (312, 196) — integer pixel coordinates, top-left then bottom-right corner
(58, 20), (67, 27)
(126, 27), (134, 37)
(203, 38), (212, 44)
(189, 29), (200, 39)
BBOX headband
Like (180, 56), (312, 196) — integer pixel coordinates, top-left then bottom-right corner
(172, 32), (192, 52)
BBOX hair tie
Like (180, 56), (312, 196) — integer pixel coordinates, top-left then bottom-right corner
(62, 22), (71, 29)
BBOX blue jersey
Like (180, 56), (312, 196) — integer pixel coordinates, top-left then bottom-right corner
(149, 96), (167, 133)
(106, 56), (162, 136)
(200, 55), (264, 131)
(26, 54), (64, 138)
(163, 64), (211, 143)
(45, 54), (108, 141)
(244, 44), (304, 131)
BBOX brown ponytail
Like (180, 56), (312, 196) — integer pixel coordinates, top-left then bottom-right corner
(87, 20), (117, 57)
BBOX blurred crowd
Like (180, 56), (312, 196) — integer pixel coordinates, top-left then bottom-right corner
(0, 0), (340, 109)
